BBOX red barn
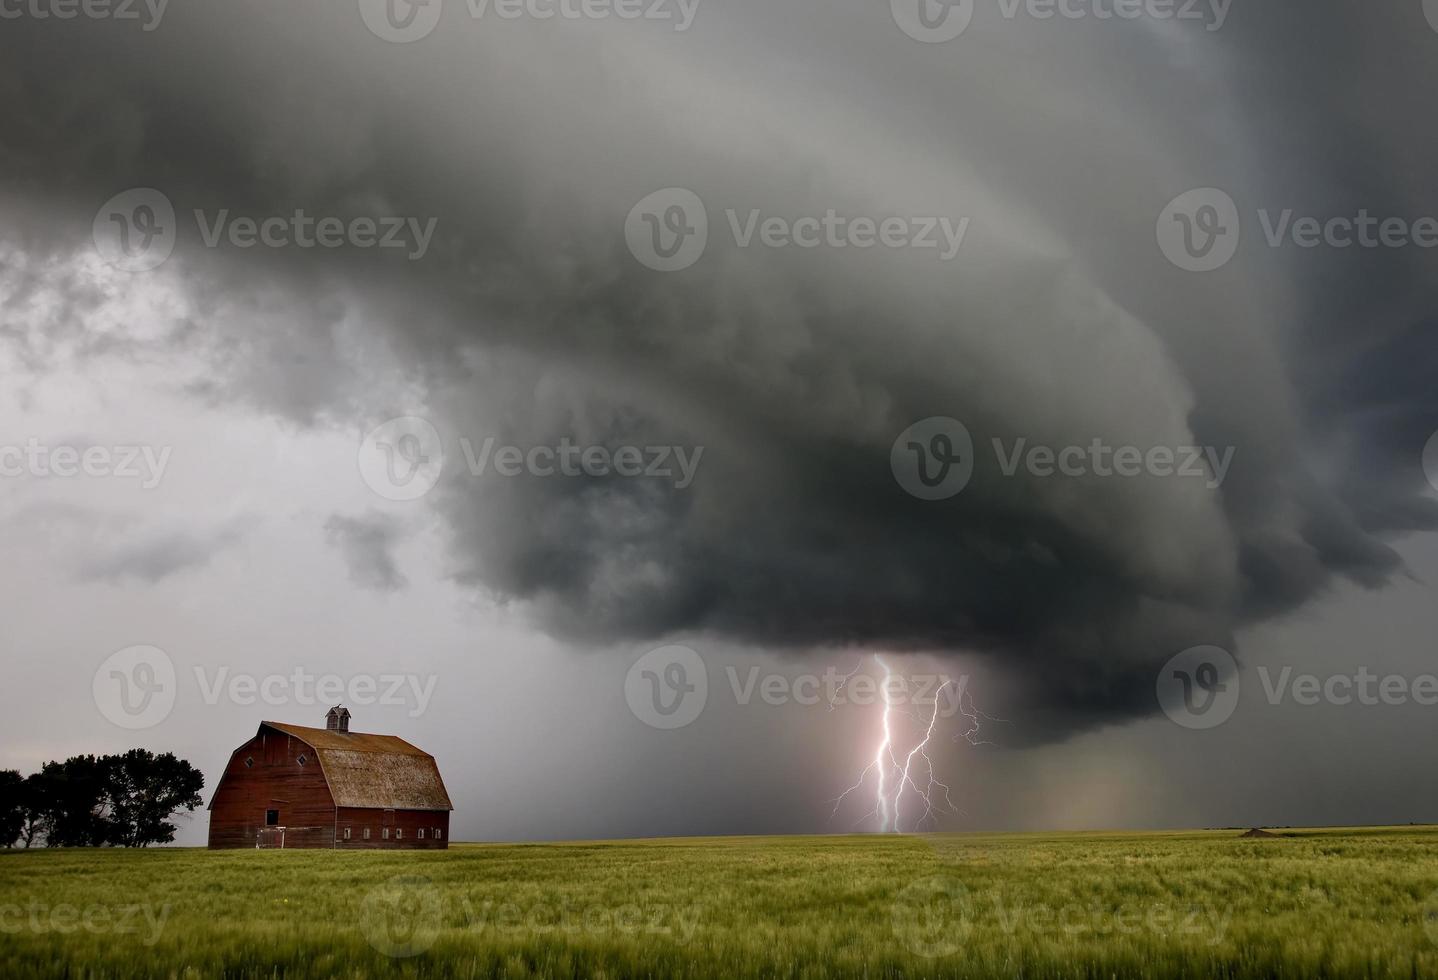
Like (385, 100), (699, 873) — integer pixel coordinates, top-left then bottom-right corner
(207, 707), (453, 849)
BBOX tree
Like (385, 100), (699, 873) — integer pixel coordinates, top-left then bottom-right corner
(32, 756), (110, 847)
(17, 774), (44, 847)
(0, 769), (22, 846)
(101, 749), (204, 847)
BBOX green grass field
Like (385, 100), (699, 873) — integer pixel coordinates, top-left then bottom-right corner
(3, 826), (1437, 978)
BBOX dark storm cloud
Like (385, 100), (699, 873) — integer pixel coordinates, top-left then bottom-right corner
(2, 2), (1436, 741)
(324, 512), (409, 592)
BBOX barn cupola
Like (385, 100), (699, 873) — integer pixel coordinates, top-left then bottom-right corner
(326, 705), (351, 732)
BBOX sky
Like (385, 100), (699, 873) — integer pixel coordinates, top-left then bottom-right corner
(2, 0), (1438, 844)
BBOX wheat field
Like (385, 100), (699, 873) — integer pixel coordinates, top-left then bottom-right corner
(2, 826), (1436, 978)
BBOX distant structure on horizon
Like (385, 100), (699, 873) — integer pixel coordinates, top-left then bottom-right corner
(207, 706), (453, 849)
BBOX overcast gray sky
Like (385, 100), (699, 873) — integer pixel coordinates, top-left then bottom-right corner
(2, 0), (1438, 844)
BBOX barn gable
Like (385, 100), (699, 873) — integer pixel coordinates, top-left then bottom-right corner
(261, 722), (454, 811)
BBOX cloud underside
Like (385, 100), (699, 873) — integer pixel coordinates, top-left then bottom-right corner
(2, 3), (1437, 741)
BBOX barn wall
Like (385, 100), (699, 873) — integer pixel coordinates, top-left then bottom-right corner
(333, 806), (450, 849)
(208, 729), (336, 849)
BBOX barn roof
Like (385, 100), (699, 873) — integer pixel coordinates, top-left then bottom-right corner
(262, 722), (454, 811)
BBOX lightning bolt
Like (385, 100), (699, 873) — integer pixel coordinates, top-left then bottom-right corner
(830, 654), (978, 833)
(954, 683), (1005, 746)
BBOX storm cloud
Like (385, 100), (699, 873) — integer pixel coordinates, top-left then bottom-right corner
(2, 1), (1436, 744)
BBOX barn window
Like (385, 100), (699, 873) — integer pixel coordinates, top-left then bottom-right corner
(265, 809), (279, 826)
(382, 828), (389, 840)
(244, 757), (254, 768)
(418, 828), (425, 840)
(396, 828), (403, 840)
(342, 827), (351, 840)
(296, 754), (308, 766)
(363, 828), (371, 840)
(435, 828), (442, 840)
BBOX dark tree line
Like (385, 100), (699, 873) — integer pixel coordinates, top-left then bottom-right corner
(0, 750), (203, 848)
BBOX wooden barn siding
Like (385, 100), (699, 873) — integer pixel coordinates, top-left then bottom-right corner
(333, 807), (450, 849)
(208, 731), (337, 849)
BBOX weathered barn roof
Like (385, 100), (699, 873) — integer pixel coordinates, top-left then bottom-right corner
(263, 722), (454, 811)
